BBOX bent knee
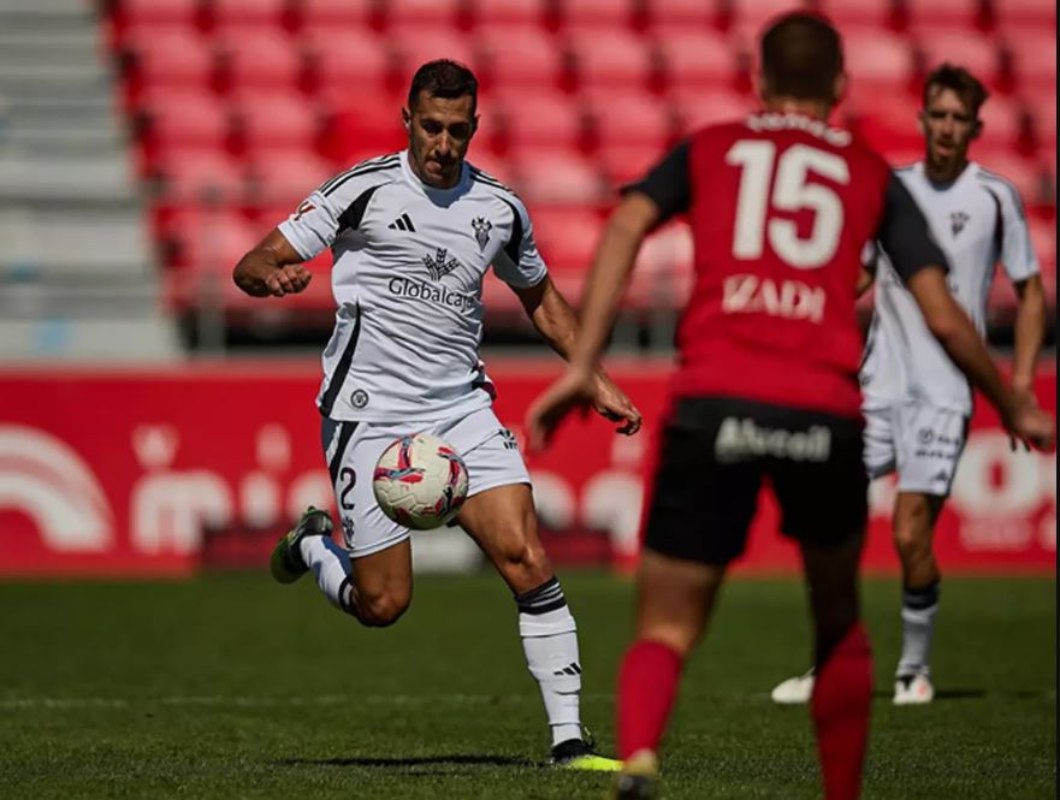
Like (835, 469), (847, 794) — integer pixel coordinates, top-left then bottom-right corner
(356, 591), (411, 628)
(892, 525), (931, 557)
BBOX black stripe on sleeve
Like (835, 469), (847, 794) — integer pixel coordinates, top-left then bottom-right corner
(318, 155), (399, 195)
(324, 160), (399, 198)
(319, 303), (362, 417)
(621, 140), (691, 227)
(500, 198), (524, 264)
(337, 184), (383, 235)
(982, 185), (1004, 256)
(876, 172), (950, 283)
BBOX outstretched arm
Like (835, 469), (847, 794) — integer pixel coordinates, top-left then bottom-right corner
(1011, 274), (1046, 397)
(233, 229), (313, 298)
(512, 275), (643, 435)
(524, 193), (660, 449)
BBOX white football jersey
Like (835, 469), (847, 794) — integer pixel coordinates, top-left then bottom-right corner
(278, 150), (547, 422)
(861, 161), (1039, 414)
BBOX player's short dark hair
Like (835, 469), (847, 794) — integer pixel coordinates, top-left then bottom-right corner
(922, 64), (989, 118)
(407, 59), (478, 116)
(760, 12), (844, 101)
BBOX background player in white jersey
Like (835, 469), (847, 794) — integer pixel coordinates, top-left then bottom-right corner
(232, 60), (641, 769)
(772, 64), (1048, 706)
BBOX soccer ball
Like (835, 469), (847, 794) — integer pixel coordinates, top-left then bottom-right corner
(372, 433), (469, 530)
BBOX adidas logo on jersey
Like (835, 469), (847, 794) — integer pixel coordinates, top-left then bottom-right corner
(388, 213), (416, 232)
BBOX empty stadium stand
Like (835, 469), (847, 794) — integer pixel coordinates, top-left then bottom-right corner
(82, 0), (1056, 348)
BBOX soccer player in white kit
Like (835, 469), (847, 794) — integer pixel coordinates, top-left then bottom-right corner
(771, 64), (1048, 706)
(232, 61), (641, 768)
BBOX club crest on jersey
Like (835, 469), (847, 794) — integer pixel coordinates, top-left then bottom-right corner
(471, 217), (492, 251)
(423, 248), (461, 280)
(950, 211), (970, 237)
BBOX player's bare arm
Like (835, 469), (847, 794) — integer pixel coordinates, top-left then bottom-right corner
(233, 229), (313, 298)
(512, 275), (642, 437)
(526, 193), (659, 450)
(1011, 274), (1046, 398)
(906, 267), (1054, 450)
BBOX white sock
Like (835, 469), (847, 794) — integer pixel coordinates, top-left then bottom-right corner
(516, 577), (583, 748)
(299, 535), (354, 613)
(897, 581), (940, 676)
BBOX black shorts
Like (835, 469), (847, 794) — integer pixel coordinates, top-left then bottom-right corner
(643, 397), (869, 566)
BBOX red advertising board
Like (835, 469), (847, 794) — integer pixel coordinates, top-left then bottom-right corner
(0, 361), (1054, 576)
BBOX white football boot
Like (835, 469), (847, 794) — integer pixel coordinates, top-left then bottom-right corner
(893, 671), (934, 705)
(770, 669), (816, 705)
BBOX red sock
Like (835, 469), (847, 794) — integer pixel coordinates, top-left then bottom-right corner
(811, 622), (874, 800)
(617, 639), (684, 760)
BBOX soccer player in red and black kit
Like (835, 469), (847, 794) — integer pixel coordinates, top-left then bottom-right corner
(526, 13), (1054, 800)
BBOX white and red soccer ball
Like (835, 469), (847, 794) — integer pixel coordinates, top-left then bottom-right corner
(372, 433), (469, 530)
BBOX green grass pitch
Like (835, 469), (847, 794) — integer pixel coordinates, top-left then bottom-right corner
(0, 571), (1053, 798)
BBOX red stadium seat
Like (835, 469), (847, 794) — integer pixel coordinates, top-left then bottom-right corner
(509, 148), (604, 204)
(321, 92), (406, 163)
(596, 143), (667, 188)
(556, 0), (637, 29)
(654, 29), (743, 92)
(727, 0), (815, 29)
(670, 89), (758, 134)
(465, 0), (549, 28)
(1001, 30), (1056, 91)
(298, 0), (376, 29)
(582, 89), (673, 149)
(160, 207), (249, 268)
(566, 27), (654, 89)
(848, 93), (922, 152)
(476, 25), (564, 90)
(125, 27), (215, 94)
(389, 26), (479, 87)
(383, 0), (462, 29)
(138, 89), (229, 157)
(155, 150), (245, 205)
(817, 0), (897, 28)
(494, 90), (584, 150)
(642, 0), (719, 29)
(992, 0), (1056, 27)
(208, 0), (288, 30)
(840, 27), (917, 93)
(245, 149), (334, 206)
(303, 28), (389, 96)
(914, 28), (1002, 88)
(215, 29), (302, 91)
(531, 207), (605, 269)
(230, 90), (320, 154)
(976, 95), (1023, 149)
(115, 0), (201, 31)
(632, 222), (694, 306)
(1025, 92), (1056, 149)
(901, 0), (983, 28)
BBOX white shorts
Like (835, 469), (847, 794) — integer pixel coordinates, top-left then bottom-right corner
(321, 407), (530, 558)
(862, 401), (970, 496)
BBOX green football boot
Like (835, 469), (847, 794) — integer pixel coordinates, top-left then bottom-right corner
(269, 506), (333, 584)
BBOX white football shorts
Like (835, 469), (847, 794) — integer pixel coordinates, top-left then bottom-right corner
(320, 407), (530, 558)
(862, 401), (970, 496)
